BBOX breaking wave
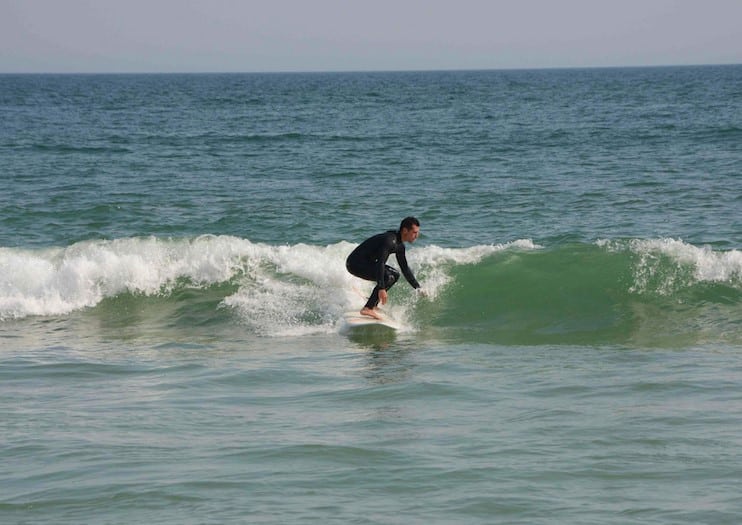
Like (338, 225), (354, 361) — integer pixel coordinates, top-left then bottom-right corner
(1, 236), (739, 345)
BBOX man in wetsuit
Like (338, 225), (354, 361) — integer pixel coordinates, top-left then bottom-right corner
(346, 216), (422, 320)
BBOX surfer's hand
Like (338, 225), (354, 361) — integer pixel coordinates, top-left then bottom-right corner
(416, 288), (428, 298)
(379, 289), (388, 305)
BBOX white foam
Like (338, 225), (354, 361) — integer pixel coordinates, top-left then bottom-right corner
(1, 236), (538, 329)
(0, 236), (255, 320)
(598, 238), (742, 294)
(222, 241), (357, 336)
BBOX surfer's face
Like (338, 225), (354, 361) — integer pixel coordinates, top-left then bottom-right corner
(401, 225), (420, 243)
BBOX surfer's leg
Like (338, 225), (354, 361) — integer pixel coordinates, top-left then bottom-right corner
(384, 265), (400, 291)
(347, 259), (378, 311)
(364, 287), (381, 309)
(361, 290), (383, 318)
(363, 266), (400, 310)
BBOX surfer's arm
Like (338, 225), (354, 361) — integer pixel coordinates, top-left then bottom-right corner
(395, 246), (420, 289)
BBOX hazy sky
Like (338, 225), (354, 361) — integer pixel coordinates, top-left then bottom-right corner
(2, 0), (741, 73)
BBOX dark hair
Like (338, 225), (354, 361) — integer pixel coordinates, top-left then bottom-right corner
(400, 216), (420, 231)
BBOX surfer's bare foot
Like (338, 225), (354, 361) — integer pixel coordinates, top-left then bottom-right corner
(360, 307), (383, 320)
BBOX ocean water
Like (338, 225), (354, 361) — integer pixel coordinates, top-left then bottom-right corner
(1, 66), (741, 524)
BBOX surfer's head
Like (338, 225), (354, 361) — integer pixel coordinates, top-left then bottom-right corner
(400, 216), (420, 243)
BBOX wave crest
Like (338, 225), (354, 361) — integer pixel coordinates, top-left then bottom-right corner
(2, 236), (738, 346)
(0, 236), (528, 325)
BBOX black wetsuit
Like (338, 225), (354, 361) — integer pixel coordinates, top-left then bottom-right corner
(346, 230), (420, 309)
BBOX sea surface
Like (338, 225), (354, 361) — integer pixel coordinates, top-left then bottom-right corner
(1, 66), (741, 524)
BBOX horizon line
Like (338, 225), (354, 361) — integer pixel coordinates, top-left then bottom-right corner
(1, 62), (740, 76)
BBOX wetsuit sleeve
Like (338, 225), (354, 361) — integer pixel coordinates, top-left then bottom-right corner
(395, 244), (420, 289)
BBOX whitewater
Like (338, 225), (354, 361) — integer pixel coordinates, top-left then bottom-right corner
(2, 235), (739, 346)
(0, 236), (536, 324)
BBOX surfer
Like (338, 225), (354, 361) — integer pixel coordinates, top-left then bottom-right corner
(346, 216), (423, 320)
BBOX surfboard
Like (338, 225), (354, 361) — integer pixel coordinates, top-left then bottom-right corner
(342, 311), (401, 331)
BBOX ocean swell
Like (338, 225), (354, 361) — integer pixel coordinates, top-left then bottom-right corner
(1, 236), (738, 345)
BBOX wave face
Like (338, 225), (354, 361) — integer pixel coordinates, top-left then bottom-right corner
(1, 236), (739, 346)
(431, 239), (741, 346)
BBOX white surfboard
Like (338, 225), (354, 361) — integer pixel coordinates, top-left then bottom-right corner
(342, 311), (401, 331)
